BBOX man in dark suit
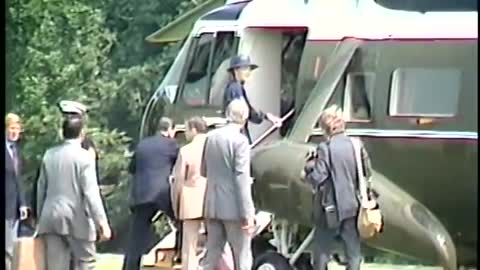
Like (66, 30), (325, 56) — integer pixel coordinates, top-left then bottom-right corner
(5, 113), (29, 270)
(122, 117), (179, 270)
(302, 105), (373, 270)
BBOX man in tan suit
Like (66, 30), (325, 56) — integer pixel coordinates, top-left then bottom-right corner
(171, 116), (208, 270)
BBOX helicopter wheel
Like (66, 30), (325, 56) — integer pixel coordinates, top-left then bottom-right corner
(252, 234), (276, 259)
(253, 251), (294, 270)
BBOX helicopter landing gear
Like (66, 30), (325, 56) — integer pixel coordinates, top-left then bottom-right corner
(253, 217), (315, 270)
(254, 251), (294, 270)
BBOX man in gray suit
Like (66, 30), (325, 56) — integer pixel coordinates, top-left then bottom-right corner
(201, 99), (256, 270)
(36, 117), (112, 270)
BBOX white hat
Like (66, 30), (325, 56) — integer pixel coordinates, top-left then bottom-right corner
(58, 100), (88, 115)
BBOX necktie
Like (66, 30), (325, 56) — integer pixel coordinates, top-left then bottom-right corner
(10, 144), (18, 174)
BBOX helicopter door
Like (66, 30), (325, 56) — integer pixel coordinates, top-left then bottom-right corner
(239, 27), (307, 144)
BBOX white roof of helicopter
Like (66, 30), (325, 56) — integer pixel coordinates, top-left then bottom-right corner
(196, 0), (477, 40)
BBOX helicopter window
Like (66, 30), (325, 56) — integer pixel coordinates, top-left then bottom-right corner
(312, 71), (373, 128)
(209, 32), (237, 106)
(313, 75), (346, 129)
(181, 33), (215, 106)
(389, 68), (462, 117)
(343, 72), (374, 121)
(180, 32), (237, 107)
(140, 37), (193, 138)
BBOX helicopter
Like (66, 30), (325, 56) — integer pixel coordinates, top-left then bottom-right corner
(138, 0), (477, 269)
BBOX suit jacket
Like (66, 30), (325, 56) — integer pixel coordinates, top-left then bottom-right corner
(5, 142), (26, 220)
(31, 136), (100, 219)
(223, 81), (266, 143)
(203, 124), (255, 221)
(171, 134), (207, 220)
(129, 135), (179, 216)
(36, 140), (108, 241)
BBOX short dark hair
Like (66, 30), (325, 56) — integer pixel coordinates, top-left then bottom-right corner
(62, 117), (83, 139)
(187, 117), (207, 134)
(158, 117), (174, 132)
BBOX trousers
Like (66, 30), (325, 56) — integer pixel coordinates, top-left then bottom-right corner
(181, 219), (201, 270)
(201, 219), (252, 270)
(5, 219), (18, 270)
(122, 204), (158, 270)
(43, 234), (96, 270)
(313, 217), (361, 270)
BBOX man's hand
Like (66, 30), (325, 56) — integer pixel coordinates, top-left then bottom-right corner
(86, 147), (96, 160)
(266, 113), (282, 128)
(98, 221), (112, 242)
(300, 169), (306, 181)
(241, 217), (256, 236)
(361, 199), (377, 209)
(19, 206), (29, 221)
(305, 159), (315, 169)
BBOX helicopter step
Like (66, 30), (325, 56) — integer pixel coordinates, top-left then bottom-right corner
(142, 211), (274, 268)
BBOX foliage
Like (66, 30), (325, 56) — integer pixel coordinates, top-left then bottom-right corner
(6, 0), (205, 251)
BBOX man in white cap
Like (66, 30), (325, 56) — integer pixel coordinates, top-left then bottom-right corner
(32, 100), (101, 219)
(58, 100), (88, 115)
(58, 100), (99, 172)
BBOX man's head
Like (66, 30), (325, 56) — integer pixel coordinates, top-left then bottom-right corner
(319, 105), (346, 136)
(226, 99), (249, 126)
(185, 117), (207, 142)
(158, 117), (175, 138)
(62, 116), (84, 140)
(5, 113), (22, 142)
(228, 55), (258, 83)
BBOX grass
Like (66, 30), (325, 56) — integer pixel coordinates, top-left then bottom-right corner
(96, 254), (443, 270)
(96, 254), (124, 270)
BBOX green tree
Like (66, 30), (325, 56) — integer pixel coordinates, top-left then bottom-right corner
(6, 0), (204, 251)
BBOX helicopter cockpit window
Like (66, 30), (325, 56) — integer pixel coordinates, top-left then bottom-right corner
(140, 37), (192, 138)
(209, 32), (236, 106)
(389, 68), (461, 117)
(180, 32), (237, 107)
(181, 33), (215, 106)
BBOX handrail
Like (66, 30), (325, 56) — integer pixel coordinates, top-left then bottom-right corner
(171, 109), (294, 147)
(250, 109), (295, 149)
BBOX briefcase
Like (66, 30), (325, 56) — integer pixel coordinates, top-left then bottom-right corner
(12, 236), (46, 270)
(357, 202), (383, 239)
(350, 137), (384, 239)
